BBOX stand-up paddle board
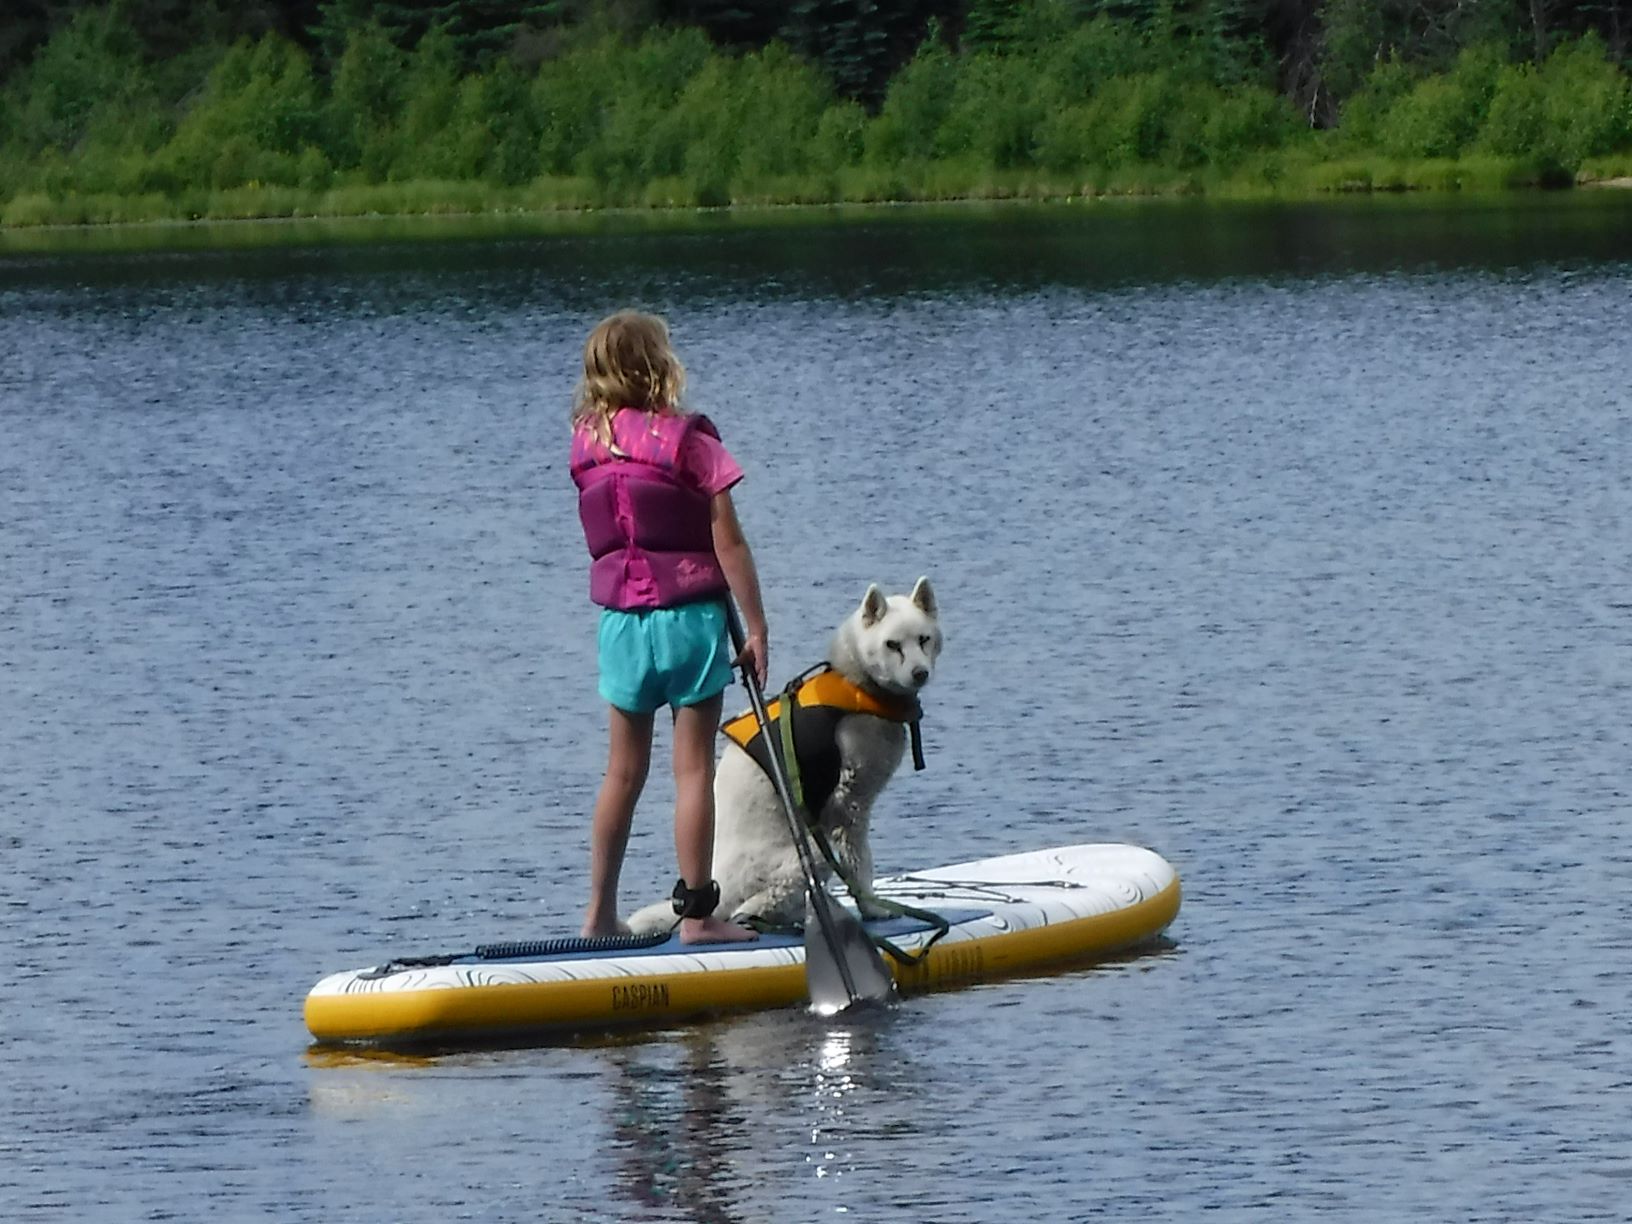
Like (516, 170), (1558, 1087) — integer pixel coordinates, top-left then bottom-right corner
(304, 842), (1180, 1047)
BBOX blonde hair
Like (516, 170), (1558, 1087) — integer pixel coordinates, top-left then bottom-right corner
(571, 310), (687, 441)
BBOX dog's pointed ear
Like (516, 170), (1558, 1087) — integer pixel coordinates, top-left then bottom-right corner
(910, 576), (937, 618)
(860, 583), (888, 627)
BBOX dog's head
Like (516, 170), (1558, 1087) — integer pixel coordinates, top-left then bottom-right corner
(832, 577), (942, 697)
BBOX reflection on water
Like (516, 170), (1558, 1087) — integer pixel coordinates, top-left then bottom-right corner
(602, 1028), (750, 1221)
(305, 1055), (438, 1122)
(809, 1027), (863, 1185)
(596, 1011), (911, 1219)
(6, 193), (1632, 298)
(304, 1047), (442, 1071)
(297, 1009), (924, 1222)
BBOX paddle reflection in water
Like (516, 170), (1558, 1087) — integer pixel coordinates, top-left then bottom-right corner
(809, 1027), (864, 1183)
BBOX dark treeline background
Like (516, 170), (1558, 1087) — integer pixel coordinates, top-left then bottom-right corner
(2, 0), (1630, 224)
(6, 0), (1630, 112)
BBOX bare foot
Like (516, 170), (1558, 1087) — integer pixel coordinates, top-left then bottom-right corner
(679, 915), (758, 945)
(580, 916), (632, 940)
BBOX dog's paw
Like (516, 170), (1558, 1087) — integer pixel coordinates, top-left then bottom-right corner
(625, 900), (678, 936)
(731, 882), (807, 930)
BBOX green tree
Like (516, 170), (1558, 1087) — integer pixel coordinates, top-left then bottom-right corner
(1372, 41), (1505, 157)
(863, 32), (957, 160)
(324, 20), (404, 173)
(389, 24), (463, 176)
(665, 40), (833, 187)
(566, 26), (713, 188)
(452, 59), (541, 182)
(1042, 16), (1158, 100)
(1319, 0), (1387, 100)
(7, 5), (146, 153)
(935, 51), (1045, 165)
(1531, 32), (1632, 163)
(531, 34), (615, 175)
(154, 35), (326, 189)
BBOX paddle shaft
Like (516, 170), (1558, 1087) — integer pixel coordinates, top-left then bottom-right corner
(724, 603), (891, 1010)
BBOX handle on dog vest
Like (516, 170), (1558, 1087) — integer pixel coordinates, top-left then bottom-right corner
(778, 679), (810, 816)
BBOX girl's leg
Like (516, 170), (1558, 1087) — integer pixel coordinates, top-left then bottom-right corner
(582, 705), (655, 939)
(672, 693), (756, 944)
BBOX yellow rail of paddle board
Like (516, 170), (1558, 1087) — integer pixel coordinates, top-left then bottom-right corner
(890, 873), (1181, 994)
(305, 874), (1179, 1045)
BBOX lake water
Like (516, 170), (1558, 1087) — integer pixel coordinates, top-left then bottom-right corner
(3, 193), (1631, 1222)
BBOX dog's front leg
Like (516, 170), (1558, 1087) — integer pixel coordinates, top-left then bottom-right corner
(817, 797), (892, 918)
(729, 876), (806, 929)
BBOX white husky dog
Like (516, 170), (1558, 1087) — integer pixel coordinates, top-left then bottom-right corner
(628, 578), (942, 933)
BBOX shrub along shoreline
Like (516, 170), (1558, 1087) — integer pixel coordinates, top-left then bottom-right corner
(8, 158), (1632, 232)
(3, 7), (1630, 230)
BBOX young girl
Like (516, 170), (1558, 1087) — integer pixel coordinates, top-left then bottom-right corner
(569, 311), (767, 945)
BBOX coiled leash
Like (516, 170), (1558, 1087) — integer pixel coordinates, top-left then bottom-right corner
(764, 675), (948, 966)
(356, 931), (671, 978)
(358, 883), (726, 978)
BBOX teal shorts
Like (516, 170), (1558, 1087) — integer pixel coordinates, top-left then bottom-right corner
(597, 599), (734, 714)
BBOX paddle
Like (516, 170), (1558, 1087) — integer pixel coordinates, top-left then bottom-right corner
(725, 603), (896, 1015)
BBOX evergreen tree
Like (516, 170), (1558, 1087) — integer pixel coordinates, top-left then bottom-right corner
(781, 0), (893, 99)
(780, 0), (958, 104)
(657, 1), (782, 46)
(311, 0), (570, 67)
(962, 0), (1025, 53)
(2, 2), (73, 79)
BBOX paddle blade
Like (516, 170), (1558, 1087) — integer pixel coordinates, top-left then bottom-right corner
(803, 890), (896, 1016)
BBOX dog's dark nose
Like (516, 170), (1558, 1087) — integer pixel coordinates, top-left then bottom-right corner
(911, 666), (929, 685)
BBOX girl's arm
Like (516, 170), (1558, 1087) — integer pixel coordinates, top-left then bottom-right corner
(710, 490), (768, 686)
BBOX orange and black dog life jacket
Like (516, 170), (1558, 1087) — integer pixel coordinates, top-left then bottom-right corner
(721, 667), (924, 819)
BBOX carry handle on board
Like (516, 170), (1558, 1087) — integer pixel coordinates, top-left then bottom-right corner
(725, 602), (896, 1014)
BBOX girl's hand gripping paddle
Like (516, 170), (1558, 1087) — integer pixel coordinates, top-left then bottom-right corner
(725, 604), (896, 1014)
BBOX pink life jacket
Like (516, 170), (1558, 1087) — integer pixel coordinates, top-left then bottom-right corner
(569, 408), (728, 610)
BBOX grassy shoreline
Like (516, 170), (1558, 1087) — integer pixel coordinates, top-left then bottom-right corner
(6, 153), (1632, 232)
